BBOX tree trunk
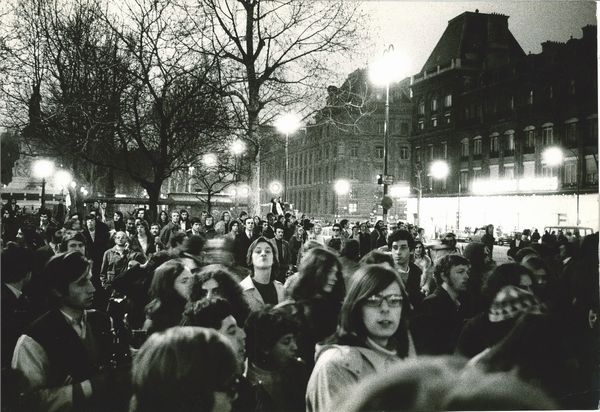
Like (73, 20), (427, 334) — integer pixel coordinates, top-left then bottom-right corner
(104, 167), (115, 217)
(146, 183), (161, 223)
(247, 109), (261, 216)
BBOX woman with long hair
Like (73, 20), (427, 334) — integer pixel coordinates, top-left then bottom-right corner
(288, 225), (306, 266)
(157, 210), (169, 229)
(110, 211), (126, 233)
(252, 215), (263, 237)
(306, 264), (414, 412)
(239, 237), (285, 311)
(286, 247), (346, 367)
(189, 264), (251, 326)
(413, 240), (433, 294)
(143, 260), (195, 335)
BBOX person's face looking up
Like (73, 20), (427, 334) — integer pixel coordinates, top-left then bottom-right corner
(251, 241), (273, 269)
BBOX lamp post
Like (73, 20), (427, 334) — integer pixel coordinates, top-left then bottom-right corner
(32, 159), (55, 211)
(369, 44), (408, 226)
(275, 113), (301, 204)
(333, 179), (350, 222)
(415, 161), (423, 227)
(543, 146), (580, 225)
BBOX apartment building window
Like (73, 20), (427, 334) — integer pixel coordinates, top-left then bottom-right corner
(441, 142), (447, 159)
(444, 94), (452, 107)
(350, 145), (359, 157)
(431, 116), (438, 127)
(418, 100), (425, 115)
(509, 95), (515, 110)
(473, 137), (482, 156)
(460, 138), (469, 158)
(565, 121), (577, 147)
(400, 146), (409, 160)
(504, 164), (515, 179)
(523, 161), (535, 177)
(542, 125), (554, 146)
(415, 147), (421, 163)
(428, 144), (434, 161)
(473, 167), (482, 179)
(445, 112), (451, 124)
(527, 90), (534, 105)
(541, 165), (558, 177)
(563, 161), (577, 185)
(569, 79), (576, 95)
(350, 168), (357, 180)
(431, 97), (438, 112)
(349, 203), (357, 213)
(548, 85), (554, 99)
(418, 119), (424, 130)
(489, 164), (499, 179)
(524, 128), (535, 153)
(505, 131), (515, 155)
(586, 155), (598, 184)
(376, 146), (384, 159)
(460, 170), (469, 190)
(490, 134), (499, 156)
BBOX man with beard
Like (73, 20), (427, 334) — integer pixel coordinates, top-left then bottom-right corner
(411, 254), (471, 355)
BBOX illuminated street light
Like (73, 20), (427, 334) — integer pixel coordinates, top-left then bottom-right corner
(230, 139), (246, 156)
(429, 160), (450, 180)
(237, 184), (250, 198)
(70, 181), (77, 189)
(542, 145), (580, 225)
(369, 44), (409, 225)
(269, 181), (283, 195)
(54, 170), (72, 190)
(333, 179), (351, 221)
(202, 153), (218, 168)
(32, 159), (55, 211)
(275, 113), (301, 202)
(542, 146), (564, 167)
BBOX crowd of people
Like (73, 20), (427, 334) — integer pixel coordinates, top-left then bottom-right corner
(1, 199), (599, 411)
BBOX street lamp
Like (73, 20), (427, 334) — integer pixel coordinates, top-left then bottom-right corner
(202, 153), (218, 168)
(543, 145), (580, 225)
(275, 113), (301, 203)
(333, 179), (350, 221)
(269, 181), (283, 196)
(230, 140), (246, 213)
(369, 44), (409, 226)
(32, 159), (55, 211)
(428, 160), (462, 230)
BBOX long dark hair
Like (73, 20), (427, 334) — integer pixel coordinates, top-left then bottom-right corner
(292, 247), (345, 303)
(333, 264), (410, 358)
(145, 260), (188, 333)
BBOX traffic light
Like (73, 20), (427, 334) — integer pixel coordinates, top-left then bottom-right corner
(377, 174), (383, 185)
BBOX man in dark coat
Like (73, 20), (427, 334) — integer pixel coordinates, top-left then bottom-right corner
(235, 217), (258, 267)
(1, 244), (34, 368)
(388, 229), (423, 310)
(11, 252), (130, 411)
(411, 254), (471, 355)
(82, 214), (110, 287)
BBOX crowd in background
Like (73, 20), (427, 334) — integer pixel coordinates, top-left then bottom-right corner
(1, 197), (599, 412)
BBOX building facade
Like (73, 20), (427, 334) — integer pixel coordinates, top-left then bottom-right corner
(409, 11), (598, 234)
(259, 69), (413, 221)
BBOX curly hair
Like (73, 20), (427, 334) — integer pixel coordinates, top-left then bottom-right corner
(244, 306), (300, 367)
(189, 264), (250, 325)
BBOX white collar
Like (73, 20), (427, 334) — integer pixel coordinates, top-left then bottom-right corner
(5, 283), (22, 299)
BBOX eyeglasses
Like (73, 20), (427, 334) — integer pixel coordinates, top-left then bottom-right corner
(364, 294), (403, 308)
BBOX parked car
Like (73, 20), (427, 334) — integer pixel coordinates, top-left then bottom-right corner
(496, 232), (518, 246)
(469, 227), (487, 243)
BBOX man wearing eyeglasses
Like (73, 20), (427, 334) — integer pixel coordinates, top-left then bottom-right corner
(388, 230), (424, 311)
(411, 254), (471, 355)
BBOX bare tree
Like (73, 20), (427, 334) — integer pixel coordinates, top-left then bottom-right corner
(2, 0), (232, 221)
(185, 0), (367, 214)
